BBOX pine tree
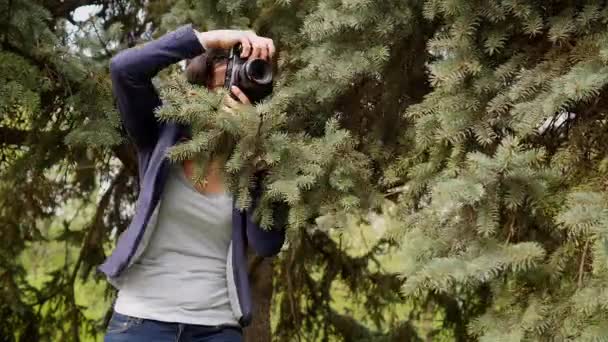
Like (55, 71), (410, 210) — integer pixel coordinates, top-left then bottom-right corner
(159, 0), (608, 340)
(0, 0), (149, 340)
(390, 1), (608, 340)
(156, 1), (436, 340)
(2, 0), (435, 340)
(6, 0), (608, 341)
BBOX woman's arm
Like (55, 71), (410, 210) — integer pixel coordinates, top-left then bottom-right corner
(246, 176), (288, 257)
(110, 25), (205, 150)
(110, 25), (275, 151)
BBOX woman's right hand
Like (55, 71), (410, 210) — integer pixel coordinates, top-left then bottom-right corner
(195, 29), (275, 60)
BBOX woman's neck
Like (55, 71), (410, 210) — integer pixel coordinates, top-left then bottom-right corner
(182, 158), (226, 194)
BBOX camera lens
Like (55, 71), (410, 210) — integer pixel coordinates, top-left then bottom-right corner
(245, 59), (272, 85)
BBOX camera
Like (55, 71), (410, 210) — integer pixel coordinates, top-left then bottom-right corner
(224, 44), (273, 104)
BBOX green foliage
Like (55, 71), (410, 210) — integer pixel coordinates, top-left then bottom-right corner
(0, 0), (134, 340)
(389, 0), (608, 340)
(5, 0), (608, 341)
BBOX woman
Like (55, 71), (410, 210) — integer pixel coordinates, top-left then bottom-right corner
(100, 24), (285, 342)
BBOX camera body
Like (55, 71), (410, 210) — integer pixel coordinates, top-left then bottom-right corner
(224, 44), (273, 104)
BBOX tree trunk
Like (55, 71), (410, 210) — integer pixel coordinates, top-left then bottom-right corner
(243, 251), (275, 342)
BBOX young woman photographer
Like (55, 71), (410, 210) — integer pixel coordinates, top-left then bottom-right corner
(101, 25), (284, 342)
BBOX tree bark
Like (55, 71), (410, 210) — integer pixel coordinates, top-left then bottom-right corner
(243, 251), (275, 342)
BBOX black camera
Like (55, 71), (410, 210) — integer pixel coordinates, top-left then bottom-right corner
(224, 44), (273, 104)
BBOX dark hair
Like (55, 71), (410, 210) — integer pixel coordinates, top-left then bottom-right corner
(185, 48), (229, 86)
(182, 49), (229, 140)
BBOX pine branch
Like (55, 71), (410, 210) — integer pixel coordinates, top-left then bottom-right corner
(578, 239), (590, 288)
(0, 126), (30, 145)
(0, 126), (68, 146)
(1, 41), (82, 102)
(328, 308), (377, 341)
(90, 18), (112, 58)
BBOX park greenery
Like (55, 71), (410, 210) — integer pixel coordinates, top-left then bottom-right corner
(2, 0), (608, 341)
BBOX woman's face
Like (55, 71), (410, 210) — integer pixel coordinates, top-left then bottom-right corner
(208, 60), (228, 90)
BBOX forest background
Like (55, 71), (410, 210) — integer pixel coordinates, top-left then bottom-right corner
(3, 0), (608, 341)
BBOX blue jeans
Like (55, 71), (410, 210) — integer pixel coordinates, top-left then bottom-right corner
(103, 311), (242, 342)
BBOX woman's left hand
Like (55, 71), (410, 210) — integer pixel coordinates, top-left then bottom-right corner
(223, 86), (251, 113)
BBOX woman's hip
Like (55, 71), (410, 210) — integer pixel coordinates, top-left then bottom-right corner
(103, 311), (242, 342)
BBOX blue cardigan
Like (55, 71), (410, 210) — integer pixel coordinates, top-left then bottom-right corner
(98, 24), (286, 327)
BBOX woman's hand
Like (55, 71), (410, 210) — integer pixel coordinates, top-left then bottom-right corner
(229, 86), (251, 105)
(195, 29), (275, 60)
(222, 86), (251, 114)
